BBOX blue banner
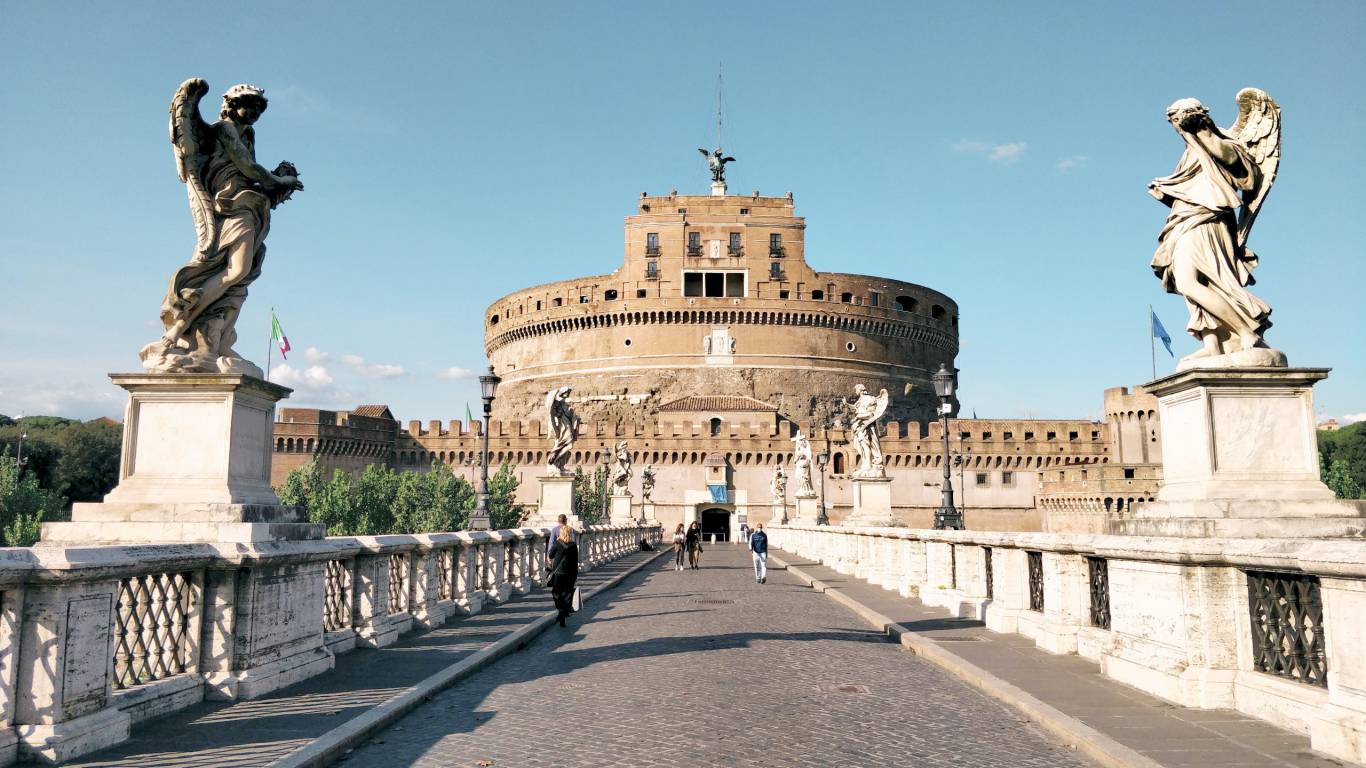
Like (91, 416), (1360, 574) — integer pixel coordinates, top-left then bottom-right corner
(707, 484), (729, 503)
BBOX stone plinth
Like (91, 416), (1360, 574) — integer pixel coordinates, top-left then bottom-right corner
(609, 492), (634, 524)
(527, 475), (581, 527)
(1108, 368), (1366, 538)
(794, 496), (819, 523)
(843, 477), (894, 527)
(640, 502), (658, 525)
(771, 502), (788, 525)
(42, 374), (323, 545)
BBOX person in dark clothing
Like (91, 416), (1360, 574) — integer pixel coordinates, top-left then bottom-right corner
(685, 521), (703, 569)
(750, 523), (769, 583)
(546, 525), (579, 626)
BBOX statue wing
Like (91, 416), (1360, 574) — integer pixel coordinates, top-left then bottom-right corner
(698, 148), (711, 158)
(544, 388), (560, 430)
(722, 156), (736, 163)
(1226, 87), (1281, 248)
(169, 78), (218, 258)
(872, 389), (890, 422)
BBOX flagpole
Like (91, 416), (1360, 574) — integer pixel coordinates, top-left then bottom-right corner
(1149, 304), (1156, 381)
(267, 307), (274, 380)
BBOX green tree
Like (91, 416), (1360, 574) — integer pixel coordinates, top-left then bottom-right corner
(355, 464), (400, 534)
(573, 465), (606, 525)
(309, 470), (360, 536)
(488, 460), (524, 529)
(1319, 422), (1366, 497)
(1324, 458), (1364, 500)
(0, 449), (64, 546)
(53, 420), (121, 503)
(278, 460), (325, 508)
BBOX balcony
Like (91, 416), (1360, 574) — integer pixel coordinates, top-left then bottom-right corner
(686, 244), (703, 256)
(645, 245), (661, 256)
(727, 245), (744, 257)
(769, 246), (785, 257)
(645, 264), (660, 280)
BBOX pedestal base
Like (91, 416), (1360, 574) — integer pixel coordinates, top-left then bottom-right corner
(528, 475), (581, 527)
(793, 496), (819, 523)
(609, 492), (634, 524)
(44, 503), (322, 545)
(843, 476), (894, 527)
(1107, 367), (1366, 538)
(771, 503), (788, 525)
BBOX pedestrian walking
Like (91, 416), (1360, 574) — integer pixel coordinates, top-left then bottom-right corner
(671, 523), (686, 571)
(546, 524), (579, 627)
(750, 523), (769, 583)
(686, 521), (703, 569)
(547, 513), (569, 556)
(739, 523), (749, 544)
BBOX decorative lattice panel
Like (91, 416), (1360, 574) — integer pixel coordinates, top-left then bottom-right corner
(1027, 551), (1044, 612)
(388, 554), (409, 614)
(113, 572), (195, 689)
(323, 559), (351, 632)
(1087, 556), (1111, 630)
(438, 548), (455, 600)
(1247, 570), (1327, 688)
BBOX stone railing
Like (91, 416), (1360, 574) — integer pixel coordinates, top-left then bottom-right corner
(768, 524), (1366, 765)
(0, 523), (660, 766)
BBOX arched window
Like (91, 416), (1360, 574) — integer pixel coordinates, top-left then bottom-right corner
(490, 314), (499, 325)
(895, 295), (917, 312)
(710, 418), (722, 437)
(932, 304), (946, 320)
(833, 453), (846, 474)
(604, 289), (618, 301)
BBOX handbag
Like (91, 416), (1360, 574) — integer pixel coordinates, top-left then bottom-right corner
(571, 587), (582, 612)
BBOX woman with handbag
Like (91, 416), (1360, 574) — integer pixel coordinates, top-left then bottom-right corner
(685, 521), (703, 570)
(547, 525), (580, 627)
(671, 523), (686, 571)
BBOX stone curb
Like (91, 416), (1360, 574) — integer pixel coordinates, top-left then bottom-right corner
(769, 552), (1164, 768)
(269, 548), (668, 768)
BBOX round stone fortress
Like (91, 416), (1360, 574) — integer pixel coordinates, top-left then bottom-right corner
(484, 190), (959, 426)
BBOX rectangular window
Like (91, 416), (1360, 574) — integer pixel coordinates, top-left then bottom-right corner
(869, 291), (879, 307)
(725, 272), (745, 297)
(982, 432), (992, 440)
(779, 290), (790, 299)
(646, 232), (660, 254)
(687, 231), (701, 255)
(1024, 431), (1034, 440)
(1002, 471), (1015, 486)
(769, 262), (782, 279)
(579, 295), (588, 304)
(728, 232), (742, 255)
(1124, 467), (1135, 479)
(636, 289), (647, 298)
(705, 272), (725, 297)
(975, 472), (989, 487)
(684, 272), (703, 297)
(769, 233), (783, 256)
(1003, 431), (1013, 440)
(1046, 431), (1057, 440)
(1069, 431), (1079, 441)
(646, 260), (659, 278)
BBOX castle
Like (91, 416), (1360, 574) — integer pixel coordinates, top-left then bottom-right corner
(273, 183), (1162, 536)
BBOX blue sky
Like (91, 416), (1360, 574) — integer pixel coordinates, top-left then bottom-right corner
(2, 2), (1362, 424)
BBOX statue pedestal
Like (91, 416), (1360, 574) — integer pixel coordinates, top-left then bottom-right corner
(710, 181), (726, 196)
(609, 491), (634, 524)
(640, 502), (658, 525)
(527, 475), (581, 528)
(1108, 367), (1366, 538)
(41, 373), (323, 545)
(793, 495), (819, 523)
(843, 476), (894, 527)
(771, 502), (788, 525)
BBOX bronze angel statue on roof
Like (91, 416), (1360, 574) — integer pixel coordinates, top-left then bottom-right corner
(139, 78), (304, 377)
(1149, 88), (1282, 369)
(698, 147), (735, 185)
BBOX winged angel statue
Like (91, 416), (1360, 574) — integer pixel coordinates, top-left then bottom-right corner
(698, 147), (735, 185)
(139, 78), (304, 377)
(1149, 88), (1281, 368)
(545, 387), (580, 476)
(848, 384), (890, 478)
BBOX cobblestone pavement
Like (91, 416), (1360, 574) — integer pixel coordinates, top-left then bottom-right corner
(344, 546), (1094, 768)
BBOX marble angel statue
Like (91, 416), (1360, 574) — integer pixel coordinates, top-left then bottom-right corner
(848, 384), (889, 477)
(609, 440), (632, 493)
(770, 465), (787, 504)
(140, 79), (304, 376)
(545, 386), (579, 476)
(1149, 88), (1282, 368)
(791, 430), (815, 498)
(641, 465), (656, 501)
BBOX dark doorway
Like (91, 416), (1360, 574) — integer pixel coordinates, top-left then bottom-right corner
(700, 508), (730, 542)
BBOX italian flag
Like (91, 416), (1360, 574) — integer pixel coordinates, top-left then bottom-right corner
(270, 311), (291, 359)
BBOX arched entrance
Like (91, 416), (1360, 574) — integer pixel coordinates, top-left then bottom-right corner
(700, 507), (731, 542)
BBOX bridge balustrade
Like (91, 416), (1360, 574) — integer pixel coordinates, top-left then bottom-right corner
(766, 523), (1366, 765)
(0, 522), (662, 766)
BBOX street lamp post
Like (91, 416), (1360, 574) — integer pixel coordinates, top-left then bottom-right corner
(932, 363), (964, 530)
(815, 449), (830, 526)
(469, 366), (501, 531)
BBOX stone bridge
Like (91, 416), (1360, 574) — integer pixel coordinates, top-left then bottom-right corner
(1, 522), (1364, 767)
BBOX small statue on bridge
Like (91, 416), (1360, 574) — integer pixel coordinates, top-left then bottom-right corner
(141, 79), (305, 377)
(792, 430), (816, 498)
(848, 384), (890, 478)
(771, 465), (787, 504)
(1149, 88), (1283, 369)
(610, 440), (632, 493)
(544, 386), (579, 476)
(641, 465), (656, 501)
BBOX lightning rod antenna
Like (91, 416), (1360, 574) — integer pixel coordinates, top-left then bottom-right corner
(716, 63), (723, 151)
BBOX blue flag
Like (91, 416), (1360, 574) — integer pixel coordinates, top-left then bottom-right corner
(707, 484), (729, 503)
(1151, 310), (1173, 357)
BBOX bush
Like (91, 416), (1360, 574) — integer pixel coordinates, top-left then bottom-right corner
(1, 450), (64, 546)
(277, 460), (478, 535)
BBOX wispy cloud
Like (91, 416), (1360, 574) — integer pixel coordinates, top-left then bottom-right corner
(1056, 155), (1088, 173)
(1342, 412), (1366, 424)
(340, 354), (406, 379)
(303, 346), (329, 365)
(0, 382), (119, 421)
(271, 363), (334, 389)
(437, 367), (476, 380)
(953, 139), (1028, 163)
